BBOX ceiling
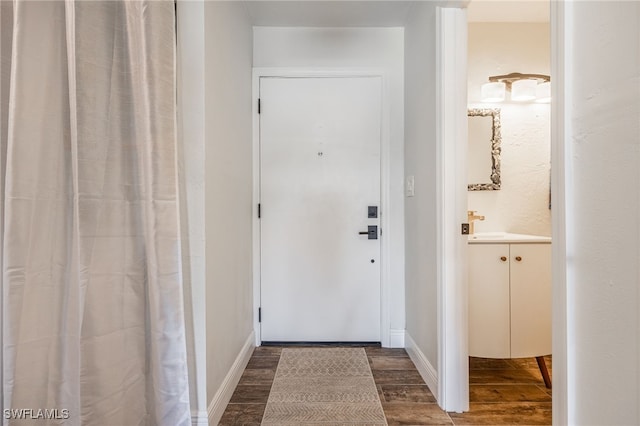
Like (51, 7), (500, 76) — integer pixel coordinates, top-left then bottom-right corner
(467, 0), (549, 23)
(242, 1), (549, 27)
(243, 1), (417, 27)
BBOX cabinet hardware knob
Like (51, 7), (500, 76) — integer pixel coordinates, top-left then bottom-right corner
(500, 256), (507, 262)
(515, 256), (522, 261)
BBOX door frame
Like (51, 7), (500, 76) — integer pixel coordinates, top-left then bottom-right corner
(435, 7), (469, 413)
(252, 68), (392, 346)
(549, 1), (569, 423)
(437, 3), (568, 418)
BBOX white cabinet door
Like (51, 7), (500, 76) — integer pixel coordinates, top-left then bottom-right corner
(510, 244), (552, 357)
(468, 244), (511, 358)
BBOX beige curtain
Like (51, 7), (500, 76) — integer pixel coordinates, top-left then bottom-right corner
(1, 1), (191, 424)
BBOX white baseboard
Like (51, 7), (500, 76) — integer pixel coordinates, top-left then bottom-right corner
(389, 329), (405, 348)
(207, 331), (256, 425)
(405, 332), (439, 402)
(191, 410), (208, 426)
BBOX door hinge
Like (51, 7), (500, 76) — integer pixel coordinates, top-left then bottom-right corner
(258, 203), (261, 218)
(258, 307), (262, 323)
(258, 98), (261, 114)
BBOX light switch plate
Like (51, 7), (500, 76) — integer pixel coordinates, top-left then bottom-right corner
(406, 176), (415, 197)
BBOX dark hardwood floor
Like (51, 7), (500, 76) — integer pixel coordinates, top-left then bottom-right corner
(218, 346), (552, 425)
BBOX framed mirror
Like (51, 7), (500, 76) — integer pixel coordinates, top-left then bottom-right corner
(468, 108), (501, 191)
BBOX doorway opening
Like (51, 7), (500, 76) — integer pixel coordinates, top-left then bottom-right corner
(464, 1), (552, 422)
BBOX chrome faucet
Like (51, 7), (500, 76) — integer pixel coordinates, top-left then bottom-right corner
(467, 210), (485, 235)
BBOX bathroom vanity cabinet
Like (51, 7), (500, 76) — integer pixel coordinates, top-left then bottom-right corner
(468, 237), (552, 360)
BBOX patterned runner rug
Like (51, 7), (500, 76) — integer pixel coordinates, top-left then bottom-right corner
(261, 347), (387, 425)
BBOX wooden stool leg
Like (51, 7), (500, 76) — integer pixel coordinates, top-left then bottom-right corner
(536, 356), (552, 389)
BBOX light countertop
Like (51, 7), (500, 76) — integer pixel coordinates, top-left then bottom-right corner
(468, 232), (552, 244)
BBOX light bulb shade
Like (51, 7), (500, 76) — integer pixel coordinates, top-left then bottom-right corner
(481, 82), (506, 102)
(511, 79), (537, 101)
(535, 81), (551, 103)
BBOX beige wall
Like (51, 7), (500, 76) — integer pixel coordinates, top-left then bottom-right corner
(404, 2), (439, 367)
(204, 0), (254, 404)
(467, 23), (551, 236)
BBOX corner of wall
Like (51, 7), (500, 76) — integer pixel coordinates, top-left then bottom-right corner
(176, 0), (208, 419)
(190, 410), (209, 426)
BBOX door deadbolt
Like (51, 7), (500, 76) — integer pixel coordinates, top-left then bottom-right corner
(358, 225), (378, 240)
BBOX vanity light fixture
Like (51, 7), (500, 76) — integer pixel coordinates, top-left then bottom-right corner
(481, 72), (551, 103)
(480, 81), (506, 102)
(535, 81), (551, 103)
(511, 79), (537, 101)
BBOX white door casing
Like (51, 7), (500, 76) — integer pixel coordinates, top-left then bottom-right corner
(436, 6), (469, 412)
(258, 76), (382, 342)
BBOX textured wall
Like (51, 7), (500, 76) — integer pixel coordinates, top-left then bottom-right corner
(566, 2), (640, 424)
(467, 23), (551, 236)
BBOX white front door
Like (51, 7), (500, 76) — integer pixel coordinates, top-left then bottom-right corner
(259, 76), (382, 342)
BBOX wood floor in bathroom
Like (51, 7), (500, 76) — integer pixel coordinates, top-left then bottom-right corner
(218, 346), (552, 425)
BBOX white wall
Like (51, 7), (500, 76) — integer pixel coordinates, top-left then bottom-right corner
(563, 2), (640, 424)
(253, 27), (406, 344)
(404, 2), (439, 367)
(468, 23), (551, 236)
(204, 0), (254, 410)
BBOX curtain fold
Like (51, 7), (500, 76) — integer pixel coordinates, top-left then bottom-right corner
(1, 1), (191, 425)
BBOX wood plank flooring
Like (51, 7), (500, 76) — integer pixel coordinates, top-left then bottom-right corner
(218, 346), (552, 425)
